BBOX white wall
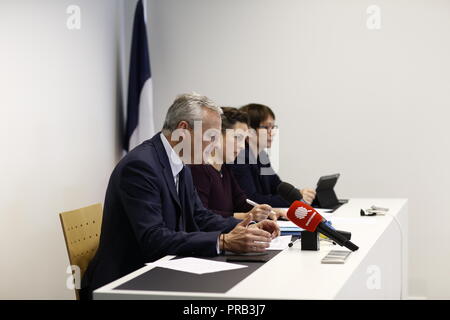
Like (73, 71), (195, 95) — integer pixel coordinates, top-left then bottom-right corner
(0, 0), (123, 299)
(1, 0), (449, 300)
(142, 0), (450, 299)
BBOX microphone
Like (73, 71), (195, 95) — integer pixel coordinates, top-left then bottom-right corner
(277, 182), (303, 203)
(278, 181), (344, 239)
(287, 201), (359, 251)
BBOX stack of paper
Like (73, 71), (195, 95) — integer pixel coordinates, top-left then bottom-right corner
(277, 220), (303, 235)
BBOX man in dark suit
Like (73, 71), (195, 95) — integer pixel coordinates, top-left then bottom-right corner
(80, 93), (279, 299)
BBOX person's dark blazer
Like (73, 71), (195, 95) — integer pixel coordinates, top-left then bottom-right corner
(80, 133), (240, 299)
(229, 145), (290, 207)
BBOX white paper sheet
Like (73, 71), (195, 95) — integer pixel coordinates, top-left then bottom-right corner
(266, 235), (292, 250)
(316, 209), (333, 215)
(147, 257), (247, 275)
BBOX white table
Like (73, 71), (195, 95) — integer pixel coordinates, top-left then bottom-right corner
(94, 198), (408, 300)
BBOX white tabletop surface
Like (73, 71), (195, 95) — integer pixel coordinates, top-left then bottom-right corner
(94, 198), (408, 300)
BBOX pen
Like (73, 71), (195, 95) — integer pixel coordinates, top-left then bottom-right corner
(288, 238), (299, 248)
(246, 199), (277, 217)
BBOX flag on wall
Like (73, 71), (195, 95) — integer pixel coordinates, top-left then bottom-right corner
(124, 0), (154, 152)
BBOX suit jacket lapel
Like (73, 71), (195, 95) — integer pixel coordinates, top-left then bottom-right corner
(153, 133), (182, 209)
(162, 167), (181, 209)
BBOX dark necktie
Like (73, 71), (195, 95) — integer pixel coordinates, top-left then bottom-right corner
(177, 167), (186, 231)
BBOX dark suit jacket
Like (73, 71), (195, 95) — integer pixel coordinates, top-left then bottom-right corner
(80, 133), (240, 299)
(229, 145), (290, 207)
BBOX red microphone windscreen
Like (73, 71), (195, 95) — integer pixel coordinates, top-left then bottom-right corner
(287, 201), (324, 232)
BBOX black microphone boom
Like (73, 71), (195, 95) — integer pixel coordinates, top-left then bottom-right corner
(277, 182), (303, 203)
(316, 223), (359, 251)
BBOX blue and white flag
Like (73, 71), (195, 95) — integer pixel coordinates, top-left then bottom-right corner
(124, 0), (154, 152)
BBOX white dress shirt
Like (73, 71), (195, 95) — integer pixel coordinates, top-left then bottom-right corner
(160, 133), (184, 193)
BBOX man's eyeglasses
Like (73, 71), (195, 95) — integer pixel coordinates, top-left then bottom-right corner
(258, 125), (278, 131)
